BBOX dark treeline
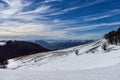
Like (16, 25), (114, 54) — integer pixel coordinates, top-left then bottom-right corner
(0, 40), (49, 67)
(104, 27), (120, 45)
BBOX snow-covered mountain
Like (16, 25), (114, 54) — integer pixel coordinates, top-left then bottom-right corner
(49, 40), (94, 50)
(1, 39), (120, 80)
(31, 39), (94, 50)
(7, 39), (120, 70)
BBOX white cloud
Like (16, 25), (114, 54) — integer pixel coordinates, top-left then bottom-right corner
(79, 33), (103, 40)
(0, 20), (70, 40)
(0, 0), (31, 18)
(18, 5), (51, 15)
(62, 21), (120, 33)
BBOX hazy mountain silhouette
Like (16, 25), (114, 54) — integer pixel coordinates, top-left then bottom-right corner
(0, 40), (49, 64)
(32, 40), (94, 50)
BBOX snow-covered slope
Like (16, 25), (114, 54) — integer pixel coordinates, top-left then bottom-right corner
(0, 39), (120, 80)
(1, 39), (120, 80)
(7, 39), (120, 70)
(38, 48), (120, 71)
(1, 64), (120, 80)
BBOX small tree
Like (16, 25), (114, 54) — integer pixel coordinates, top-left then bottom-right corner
(102, 42), (107, 51)
(75, 50), (79, 56)
(0, 58), (8, 69)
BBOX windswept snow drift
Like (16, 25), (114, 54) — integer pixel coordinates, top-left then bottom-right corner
(1, 39), (120, 80)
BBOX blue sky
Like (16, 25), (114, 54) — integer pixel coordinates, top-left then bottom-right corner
(0, 0), (120, 40)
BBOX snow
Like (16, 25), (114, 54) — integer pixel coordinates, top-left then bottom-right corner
(0, 41), (6, 45)
(1, 64), (120, 80)
(35, 49), (120, 71)
(1, 39), (120, 80)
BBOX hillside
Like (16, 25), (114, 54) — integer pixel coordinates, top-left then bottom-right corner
(0, 39), (119, 80)
(0, 40), (49, 66)
(7, 39), (120, 70)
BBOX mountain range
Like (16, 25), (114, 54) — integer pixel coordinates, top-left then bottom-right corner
(31, 40), (94, 50)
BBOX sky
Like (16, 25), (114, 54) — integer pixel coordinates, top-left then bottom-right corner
(0, 0), (120, 40)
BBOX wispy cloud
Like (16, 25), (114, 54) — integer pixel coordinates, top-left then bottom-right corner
(52, 9), (120, 29)
(78, 9), (120, 22)
(19, 5), (51, 15)
(48, 0), (107, 16)
(0, 0), (31, 18)
(0, 0), (119, 40)
(64, 21), (120, 31)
